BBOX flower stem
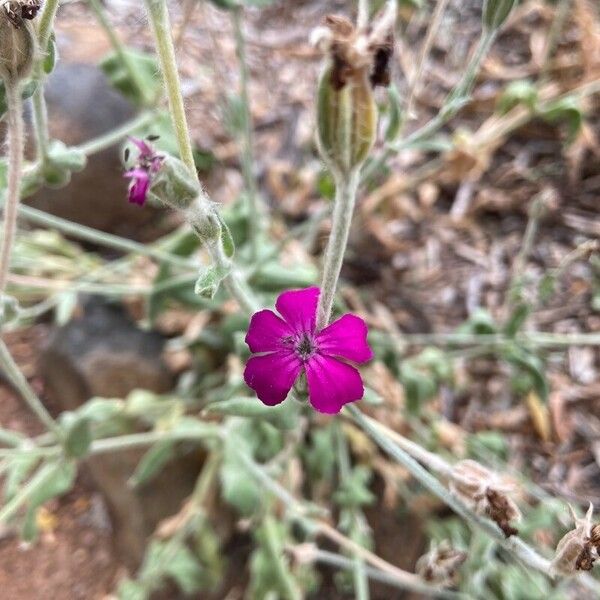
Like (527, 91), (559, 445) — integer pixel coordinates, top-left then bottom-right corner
(303, 547), (466, 599)
(31, 0), (60, 164)
(334, 423), (370, 600)
(317, 170), (360, 329)
(362, 28), (497, 183)
(0, 198), (192, 268)
(232, 6), (261, 262)
(144, 0), (196, 174)
(75, 110), (156, 156)
(263, 515), (303, 600)
(144, 0), (259, 315)
(346, 405), (557, 577)
(0, 339), (60, 436)
(0, 81), (24, 302)
(357, 0), (370, 29)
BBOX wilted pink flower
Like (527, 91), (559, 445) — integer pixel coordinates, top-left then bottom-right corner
(244, 287), (373, 414)
(123, 137), (164, 206)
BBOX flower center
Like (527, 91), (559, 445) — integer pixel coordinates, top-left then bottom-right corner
(294, 333), (316, 361)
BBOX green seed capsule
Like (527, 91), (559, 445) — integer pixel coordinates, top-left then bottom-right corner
(0, 14), (35, 83)
(316, 63), (377, 175)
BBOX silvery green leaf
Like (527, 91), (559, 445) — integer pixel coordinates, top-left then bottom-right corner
(384, 84), (403, 142)
(129, 441), (176, 488)
(60, 412), (92, 459)
(195, 264), (231, 299)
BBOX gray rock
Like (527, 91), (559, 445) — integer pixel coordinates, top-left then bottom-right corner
(25, 63), (163, 240)
(39, 298), (202, 569)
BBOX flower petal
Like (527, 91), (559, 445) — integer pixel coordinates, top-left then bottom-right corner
(275, 287), (319, 334)
(305, 354), (364, 414)
(129, 136), (153, 157)
(316, 314), (373, 363)
(124, 169), (150, 205)
(244, 351), (302, 406)
(245, 309), (293, 353)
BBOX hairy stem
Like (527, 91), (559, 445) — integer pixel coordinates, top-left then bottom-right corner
(0, 339), (59, 436)
(263, 515), (303, 600)
(144, 0), (258, 314)
(31, 0), (60, 164)
(404, 0), (450, 120)
(303, 547), (466, 599)
(346, 405), (557, 577)
(232, 6), (261, 261)
(335, 423), (370, 600)
(75, 111), (156, 156)
(144, 0), (196, 173)
(317, 170), (360, 329)
(357, 0), (370, 29)
(0, 81), (24, 301)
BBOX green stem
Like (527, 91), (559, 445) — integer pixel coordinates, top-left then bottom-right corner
(317, 170), (360, 329)
(232, 7), (261, 262)
(135, 452), (221, 593)
(37, 0), (60, 50)
(144, 0), (259, 315)
(75, 110), (156, 156)
(507, 193), (545, 306)
(0, 81), (23, 301)
(0, 461), (58, 524)
(144, 0), (196, 173)
(308, 548), (466, 599)
(334, 423), (370, 600)
(383, 331), (600, 350)
(31, 86), (49, 162)
(346, 405), (555, 576)
(0, 339), (60, 436)
(263, 515), (303, 600)
(88, 0), (152, 106)
(31, 0), (60, 164)
(0, 199), (192, 268)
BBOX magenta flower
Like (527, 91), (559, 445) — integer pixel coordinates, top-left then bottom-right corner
(244, 287), (373, 414)
(123, 137), (164, 206)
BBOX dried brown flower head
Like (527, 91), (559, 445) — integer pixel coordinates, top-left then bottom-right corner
(415, 540), (467, 588)
(312, 6), (395, 92)
(551, 504), (599, 576)
(312, 3), (396, 174)
(449, 459), (521, 537)
(2, 0), (42, 28)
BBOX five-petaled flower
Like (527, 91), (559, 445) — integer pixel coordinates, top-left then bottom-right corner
(123, 137), (164, 206)
(244, 287), (373, 414)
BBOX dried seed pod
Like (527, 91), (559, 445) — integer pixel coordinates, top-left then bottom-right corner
(551, 504), (598, 576)
(313, 6), (395, 175)
(0, 5), (36, 83)
(416, 540), (467, 588)
(449, 459), (521, 537)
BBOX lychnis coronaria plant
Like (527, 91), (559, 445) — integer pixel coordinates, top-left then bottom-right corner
(243, 287), (373, 414)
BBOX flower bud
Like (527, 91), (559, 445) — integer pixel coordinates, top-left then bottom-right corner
(0, 9), (35, 83)
(316, 62), (377, 175)
(483, 0), (518, 31)
(449, 459), (521, 537)
(148, 155), (201, 210)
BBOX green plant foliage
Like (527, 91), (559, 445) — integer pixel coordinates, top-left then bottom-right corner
(99, 48), (159, 107)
